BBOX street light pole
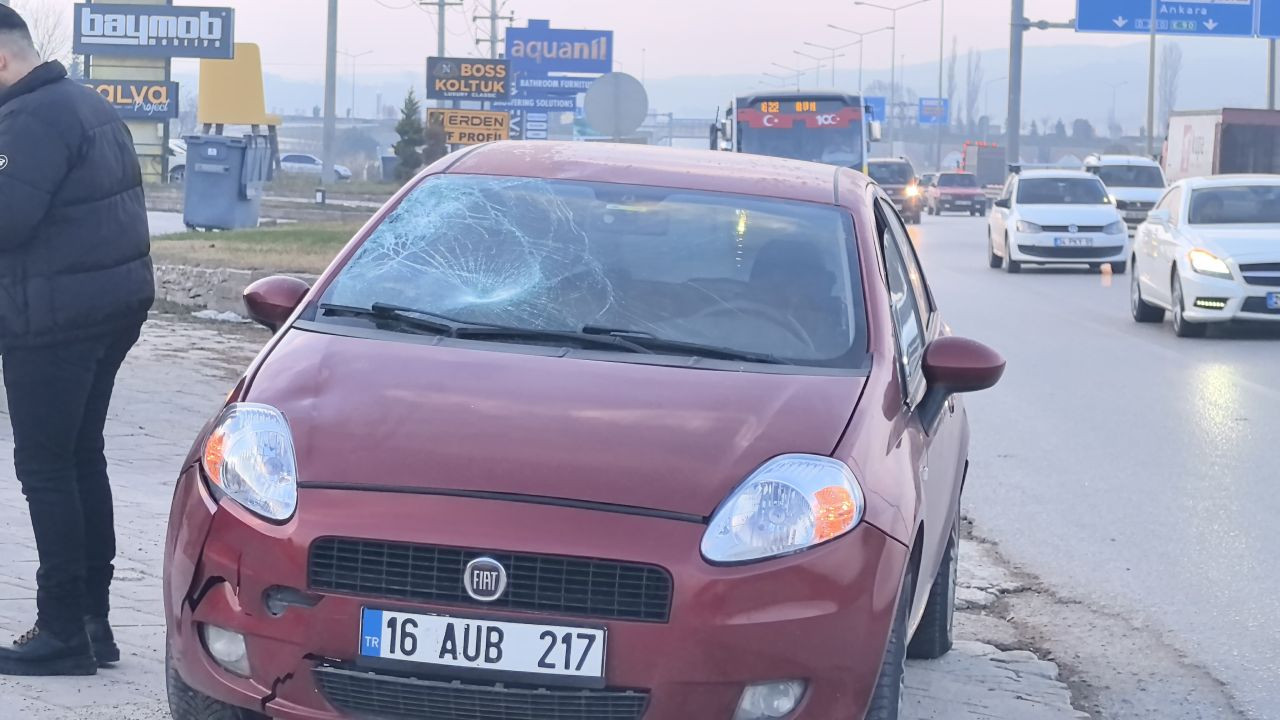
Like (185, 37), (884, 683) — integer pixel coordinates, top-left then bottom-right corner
(983, 75), (1006, 140)
(1146, 0), (1157, 156)
(772, 62), (805, 90)
(853, 0), (930, 153)
(321, 0), (338, 189)
(338, 50), (373, 118)
(936, 0), (945, 168)
(794, 50), (833, 87)
(803, 40), (860, 88)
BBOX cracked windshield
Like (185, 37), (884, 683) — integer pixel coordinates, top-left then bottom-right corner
(1, 1), (1278, 720)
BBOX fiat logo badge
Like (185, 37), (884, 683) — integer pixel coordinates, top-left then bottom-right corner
(463, 557), (508, 602)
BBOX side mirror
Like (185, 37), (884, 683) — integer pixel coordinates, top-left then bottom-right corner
(1146, 208), (1171, 225)
(918, 336), (1006, 434)
(993, 198), (1010, 209)
(243, 275), (311, 331)
(868, 120), (883, 142)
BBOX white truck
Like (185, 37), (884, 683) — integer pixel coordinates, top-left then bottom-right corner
(1164, 108), (1280, 183)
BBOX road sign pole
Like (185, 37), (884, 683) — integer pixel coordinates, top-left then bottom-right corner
(936, 0), (945, 169)
(1270, 38), (1277, 110)
(1008, 0), (1024, 168)
(1146, 0), (1157, 156)
(322, 0), (338, 189)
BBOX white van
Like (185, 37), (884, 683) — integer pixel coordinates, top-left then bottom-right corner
(1083, 154), (1166, 234)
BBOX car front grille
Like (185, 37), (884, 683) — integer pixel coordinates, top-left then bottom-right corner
(309, 538), (673, 623)
(1040, 225), (1107, 233)
(315, 665), (650, 720)
(1018, 245), (1125, 259)
(1240, 263), (1280, 287)
(1241, 297), (1280, 315)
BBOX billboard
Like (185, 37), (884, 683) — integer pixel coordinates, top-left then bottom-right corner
(85, 79), (179, 120)
(505, 20), (613, 76)
(918, 98), (950, 126)
(428, 109), (511, 145)
(73, 4), (235, 59)
(427, 57), (510, 101)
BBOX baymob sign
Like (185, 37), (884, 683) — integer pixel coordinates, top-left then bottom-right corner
(73, 4), (235, 59)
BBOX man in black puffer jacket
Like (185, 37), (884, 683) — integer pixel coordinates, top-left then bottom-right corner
(0, 6), (153, 676)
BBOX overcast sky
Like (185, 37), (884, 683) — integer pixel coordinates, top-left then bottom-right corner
(40, 0), (1136, 81)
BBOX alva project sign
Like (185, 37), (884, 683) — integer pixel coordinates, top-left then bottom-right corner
(86, 80), (179, 120)
(73, 4), (235, 59)
(427, 57), (510, 101)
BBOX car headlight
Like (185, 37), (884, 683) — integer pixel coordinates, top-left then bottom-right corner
(905, 185), (920, 198)
(1188, 249), (1232, 279)
(1104, 221), (1126, 235)
(701, 455), (864, 564)
(202, 403), (299, 521)
(1016, 220), (1042, 233)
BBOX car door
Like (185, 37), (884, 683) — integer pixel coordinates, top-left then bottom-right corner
(1146, 186), (1183, 306)
(989, 176), (1016, 252)
(874, 196), (959, 618)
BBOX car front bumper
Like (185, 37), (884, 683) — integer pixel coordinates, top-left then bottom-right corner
(164, 468), (909, 720)
(1176, 270), (1280, 323)
(1008, 231), (1128, 264)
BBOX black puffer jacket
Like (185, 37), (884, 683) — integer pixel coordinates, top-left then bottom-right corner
(0, 61), (153, 348)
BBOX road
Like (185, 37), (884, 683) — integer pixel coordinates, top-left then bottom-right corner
(914, 214), (1279, 719)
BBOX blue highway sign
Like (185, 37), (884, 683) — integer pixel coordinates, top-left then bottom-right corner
(1076, 0), (1258, 38)
(918, 98), (950, 127)
(864, 96), (887, 123)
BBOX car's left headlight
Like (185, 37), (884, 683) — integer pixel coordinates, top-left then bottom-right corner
(1188, 248), (1233, 279)
(1104, 221), (1127, 235)
(905, 185), (920, 198)
(701, 455), (865, 564)
(202, 403), (299, 521)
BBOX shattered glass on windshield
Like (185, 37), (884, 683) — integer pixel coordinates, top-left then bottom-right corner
(323, 174), (866, 368)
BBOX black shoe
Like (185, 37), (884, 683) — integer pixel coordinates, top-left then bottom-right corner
(85, 617), (121, 666)
(0, 625), (97, 676)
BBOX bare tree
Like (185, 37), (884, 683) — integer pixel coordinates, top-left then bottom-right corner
(946, 36), (958, 128)
(964, 48), (984, 133)
(1159, 43), (1183, 131)
(14, 0), (70, 63)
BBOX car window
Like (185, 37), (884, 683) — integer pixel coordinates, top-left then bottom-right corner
(1188, 186), (1280, 225)
(1000, 177), (1016, 202)
(1157, 187), (1183, 225)
(320, 174), (868, 370)
(876, 199), (926, 399)
(1097, 165), (1165, 188)
(938, 174), (979, 188)
(282, 155), (307, 163)
(868, 161), (915, 185)
(1016, 177), (1109, 205)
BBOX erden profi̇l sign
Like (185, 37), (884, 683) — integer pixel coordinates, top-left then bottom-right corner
(73, 3), (235, 60)
(428, 109), (511, 145)
(427, 57), (510, 101)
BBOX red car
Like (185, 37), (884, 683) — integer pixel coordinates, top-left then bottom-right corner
(163, 142), (1003, 720)
(926, 171), (988, 216)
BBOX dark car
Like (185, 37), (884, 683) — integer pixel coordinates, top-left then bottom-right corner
(927, 171), (987, 216)
(163, 141), (1003, 720)
(868, 157), (923, 224)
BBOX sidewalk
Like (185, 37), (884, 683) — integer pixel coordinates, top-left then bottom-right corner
(0, 316), (1086, 719)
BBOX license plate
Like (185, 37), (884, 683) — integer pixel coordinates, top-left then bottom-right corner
(1054, 237), (1093, 247)
(359, 608), (606, 684)
(1125, 211), (1147, 221)
(1268, 292), (1280, 310)
(954, 200), (971, 206)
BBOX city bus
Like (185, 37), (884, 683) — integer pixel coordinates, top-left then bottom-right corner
(710, 91), (880, 173)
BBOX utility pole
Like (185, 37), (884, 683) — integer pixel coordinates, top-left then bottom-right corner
(1146, 0), (1157, 156)
(474, 0), (514, 59)
(936, 0), (946, 169)
(422, 0), (463, 106)
(322, 0), (338, 189)
(1007, 0), (1024, 168)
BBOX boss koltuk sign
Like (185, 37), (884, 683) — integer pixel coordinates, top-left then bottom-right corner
(73, 4), (235, 59)
(427, 57), (509, 101)
(87, 80), (179, 120)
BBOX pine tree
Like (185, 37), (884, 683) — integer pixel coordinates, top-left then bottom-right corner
(394, 89), (426, 182)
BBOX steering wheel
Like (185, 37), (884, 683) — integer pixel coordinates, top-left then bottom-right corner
(688, 300), (815, 351)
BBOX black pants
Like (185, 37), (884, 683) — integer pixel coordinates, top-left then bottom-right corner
(3, 325), (142, 638)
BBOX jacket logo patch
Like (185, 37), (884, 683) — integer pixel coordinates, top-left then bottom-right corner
(0, 155), (7, 171)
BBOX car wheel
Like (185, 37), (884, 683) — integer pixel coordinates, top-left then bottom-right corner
(167, 649), (266, 720)
(907, 516), (957, 660)
(1004, 238), (1022, 274)
(1110, 260), (1128, 275)
(987, 234), (1003, 269)
(1131, 259), (1166, 323)
(865, 564), (913, 720)
(1171, 274), (1207, 338)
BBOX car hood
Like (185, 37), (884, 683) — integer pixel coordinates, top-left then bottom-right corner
(1016, 205), (1122, 225)
(938, 186), (984, 196)
(245, 329), (866, 518)
(1184, 226), (1280, 262)
(1109, 187), (1164, 204)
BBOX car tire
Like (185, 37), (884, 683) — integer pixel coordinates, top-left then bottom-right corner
(865, 564), (914, 720)
(988, 235), (1003, 269)
(1110, 260), (1128, 275)
(1171, 274), (1207, 338)
(167, 650), (266, 720)
(1004, 238), (1022, 274)
(1131, 259), (1166, 323)
(907, 516), (957, 660)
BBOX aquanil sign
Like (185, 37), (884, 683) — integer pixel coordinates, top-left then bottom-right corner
(73, 4), (235, 59)
(86, 80), (179, 120)
(505, 20), (612, 75)
(737, 107), (862, 129)
(427, 57), (509, 101)
(428, 109), (511, 145)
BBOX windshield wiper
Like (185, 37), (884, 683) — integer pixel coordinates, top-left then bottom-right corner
(582, 325), (792, 365)
(319, 303), (652, 354)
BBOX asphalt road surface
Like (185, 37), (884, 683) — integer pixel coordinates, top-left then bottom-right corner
(915, 213), (1279, 719)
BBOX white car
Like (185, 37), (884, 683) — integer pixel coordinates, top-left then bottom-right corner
(1130, 175), (1280, 337)
(987, 170), (1129, 274)
(1083, 154), (1166, 235)
(280, 153), (352, 181)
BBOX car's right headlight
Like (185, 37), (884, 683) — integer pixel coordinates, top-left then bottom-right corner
(202, 403), (299, 521)
(701, 455), (864, 565)
(1016, 220), (1042, 233)
(1188, 248), (1233, 279)
(1104, 221), (1127, 235)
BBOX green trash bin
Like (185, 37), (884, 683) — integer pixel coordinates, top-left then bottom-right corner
(182, 134), (271, 230)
